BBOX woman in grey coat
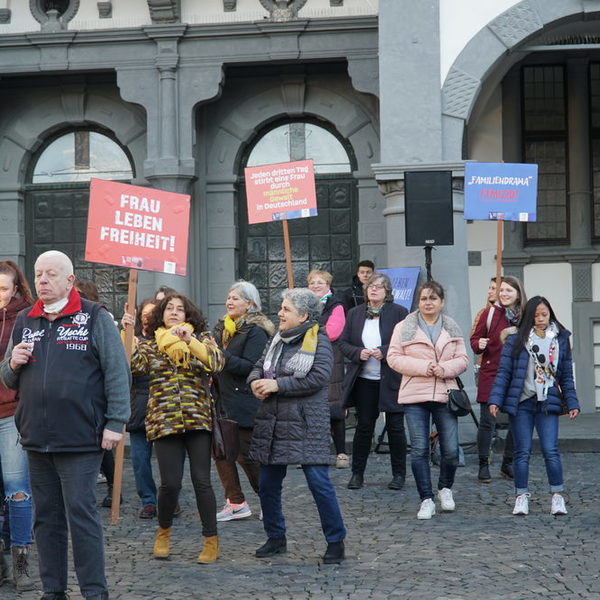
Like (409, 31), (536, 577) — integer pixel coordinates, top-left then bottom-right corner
(248, 288), (346, 564)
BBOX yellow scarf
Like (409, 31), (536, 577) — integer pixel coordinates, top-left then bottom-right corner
(222, 315), (239, 348)
(155, 323), (195, 368)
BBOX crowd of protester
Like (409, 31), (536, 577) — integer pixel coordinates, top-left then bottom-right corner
(0, 253), (580, 597)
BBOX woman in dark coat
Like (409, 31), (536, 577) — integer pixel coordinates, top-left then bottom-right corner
(489, 296), (580, 517)
(307, 269), (348, 468)
(212, 281), (274, 522)
(248, 288), (346, 564)
(339, 272), (408, 491)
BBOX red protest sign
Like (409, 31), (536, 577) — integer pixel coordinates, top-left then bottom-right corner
(85, 179), (190, 276)
(245, 159), (317, 224)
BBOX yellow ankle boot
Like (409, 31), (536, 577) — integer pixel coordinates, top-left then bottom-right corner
(153, 526), (171, 559)
(197, 535), (219, 563)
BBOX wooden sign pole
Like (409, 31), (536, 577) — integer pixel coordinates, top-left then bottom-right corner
(495, 220), (503, 297)
(282, 218), (295, 288)
(110, 268), (138, 525)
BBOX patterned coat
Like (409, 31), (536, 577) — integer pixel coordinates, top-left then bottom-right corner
(130, 332), (224, 441)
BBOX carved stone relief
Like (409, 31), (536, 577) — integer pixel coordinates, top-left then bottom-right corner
(488, 0), (543, 49)
(258, 0), (308, 22)
(147, 0), (180, 24)
(442, 67), (480, 120)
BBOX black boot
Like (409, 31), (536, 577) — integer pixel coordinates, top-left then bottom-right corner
(40, 594), (70, 599)
(347, 473), (363, 490)
(255, 537), (287, 558)
(0, 540), (7, 586)
(500, 457), (514, 480)
(387, 475), (405, 490)
(323, 541), (345, 564)
(478, 457), (491, 483)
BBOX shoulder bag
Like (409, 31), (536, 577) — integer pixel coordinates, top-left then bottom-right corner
(447, 377), (471, 417)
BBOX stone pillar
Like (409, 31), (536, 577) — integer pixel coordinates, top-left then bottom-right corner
(116, 29), (225, 305)
(374, 0), (472, 338)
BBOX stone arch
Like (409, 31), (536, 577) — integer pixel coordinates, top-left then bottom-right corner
(205, 77), (379, 178)
(0, 84), (146, 188)
(441, 0), (600, 159)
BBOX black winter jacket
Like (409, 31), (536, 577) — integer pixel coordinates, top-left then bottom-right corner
(213, 314), (273, 428)
(248, 329), (333, 465)
(340, 276), (365, 314)
(339, 301), (408, 412)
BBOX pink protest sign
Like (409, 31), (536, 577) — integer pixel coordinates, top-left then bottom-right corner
(244, 159), (317, 224)
(85, 179), (190, 276)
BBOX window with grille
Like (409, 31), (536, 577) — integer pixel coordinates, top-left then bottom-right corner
(522, 65), (569, 244)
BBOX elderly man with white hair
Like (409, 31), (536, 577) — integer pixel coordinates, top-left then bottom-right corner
(0, 250), (130, 600)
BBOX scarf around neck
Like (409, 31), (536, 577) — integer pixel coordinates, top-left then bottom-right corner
(262, 321), (319, 379)
(503, 305), (521, 326)
(155, 322), (195, 368)
(526, 321), (560, 402)
(366, 303), (383, 319)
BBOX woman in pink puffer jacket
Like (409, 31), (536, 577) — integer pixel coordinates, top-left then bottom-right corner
(387, 281), (468, 520)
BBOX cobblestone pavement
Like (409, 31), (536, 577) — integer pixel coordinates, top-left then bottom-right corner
(3, 451), (600, 600)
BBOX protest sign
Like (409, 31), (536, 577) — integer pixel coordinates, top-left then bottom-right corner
(378, 267), (421, 311)
(464, 162), (538, 222)
(245, 159), (317, 224)
(86, 179), (191, 276)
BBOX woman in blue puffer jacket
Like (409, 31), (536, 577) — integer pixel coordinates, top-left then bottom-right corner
(488, 296), (579, 517)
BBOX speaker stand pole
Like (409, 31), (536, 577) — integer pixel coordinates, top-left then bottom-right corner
(424, 245), (434, 281)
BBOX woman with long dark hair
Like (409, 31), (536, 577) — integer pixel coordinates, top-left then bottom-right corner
(470, 275), (527, 482)
(131, 293), (224, 562)
(0, 261), (35, 590)
(488, 296), (579, 516)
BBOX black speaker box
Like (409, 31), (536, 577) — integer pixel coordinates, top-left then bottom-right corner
(404, 171), (453, 246)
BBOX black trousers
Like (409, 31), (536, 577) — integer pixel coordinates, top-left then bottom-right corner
(154, 430), (217, 537)
(350, 377), (407, 478)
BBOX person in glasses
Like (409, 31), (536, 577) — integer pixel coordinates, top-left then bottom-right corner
(339, 272), (408, 491)
(488, 296), (579, 516)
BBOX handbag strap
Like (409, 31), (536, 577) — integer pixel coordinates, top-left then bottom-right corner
(455, 376), (464, 390)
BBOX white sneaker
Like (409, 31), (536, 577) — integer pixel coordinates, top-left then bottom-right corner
(216, 499), (252, 522)
(335, 453), (350, 469)
(513, 493), (530, 515)
(551, 494), (567, 516)
(417, 498), (436, 520)
(437, 488), (455, 512)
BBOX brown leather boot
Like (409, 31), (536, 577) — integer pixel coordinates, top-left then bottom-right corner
(153, 527), (171, 559)
(197, 535), (219, 564)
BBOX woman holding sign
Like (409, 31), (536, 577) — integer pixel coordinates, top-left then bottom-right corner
(130, 293), (224, 563)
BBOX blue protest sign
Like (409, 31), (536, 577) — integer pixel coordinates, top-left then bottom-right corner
(464, 162), (538, 222)
(378, 267), (421, 311)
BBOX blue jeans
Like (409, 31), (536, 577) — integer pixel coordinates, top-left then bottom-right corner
(404, 402), (459, 501)
(0, 415), (33, 547)
(509, 396), (563, 495)
(129, 431), (157, 507)
(259, 464), (346, 543)
(28, 450), (107, 597)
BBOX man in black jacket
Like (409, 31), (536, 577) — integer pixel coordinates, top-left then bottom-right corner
(0, 250), (130, 600)
(340, 260), (374, 313)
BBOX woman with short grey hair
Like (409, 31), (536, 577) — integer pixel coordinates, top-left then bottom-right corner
(229, 280), (262, 314)
(213, 281), (274, 523)
(248, 288), (346, 564)
(281, 288), (322, 322)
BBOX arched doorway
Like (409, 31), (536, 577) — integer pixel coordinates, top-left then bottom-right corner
(25, 129), (134, 315)
(239, 120), (357, 317)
